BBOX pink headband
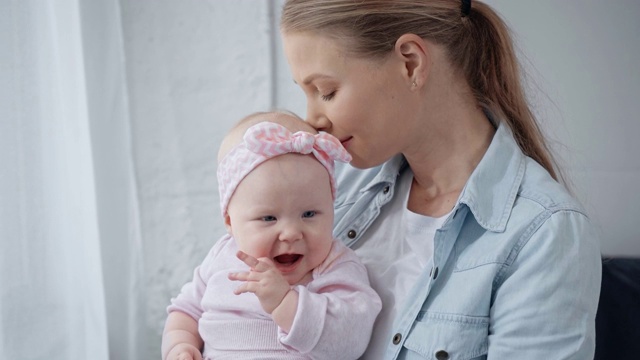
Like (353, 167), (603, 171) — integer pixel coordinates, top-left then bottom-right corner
(217, 121), (352, 217)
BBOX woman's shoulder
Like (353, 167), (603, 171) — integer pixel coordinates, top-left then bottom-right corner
(487, 150), (591, 241)
(517, 157), (585, 215)
(462, 123), (588, 232)
(455, 155), (599, 279)
(505, 157), (595, 245)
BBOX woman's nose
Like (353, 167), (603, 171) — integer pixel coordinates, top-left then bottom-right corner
(306, 106), (332, 133)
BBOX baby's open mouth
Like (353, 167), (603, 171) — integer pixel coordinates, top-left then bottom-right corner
(274, 254), (302, 265)
(274, 254), (302, 271)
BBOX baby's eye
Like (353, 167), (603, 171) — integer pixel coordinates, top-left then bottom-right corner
(302, 211), (316, 218)
(262, 215), (277, 222)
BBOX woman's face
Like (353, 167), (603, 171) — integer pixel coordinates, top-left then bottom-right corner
(282, 32), (416, 169)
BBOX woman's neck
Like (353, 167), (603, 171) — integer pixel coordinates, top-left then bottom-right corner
(404, 83), (495, 217)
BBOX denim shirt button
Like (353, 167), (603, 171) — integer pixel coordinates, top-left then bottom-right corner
(432, 266), (439, 280)
(347, 229), (357, 239)
(392, 333), (402, 345)
(435, 350), (449, 359)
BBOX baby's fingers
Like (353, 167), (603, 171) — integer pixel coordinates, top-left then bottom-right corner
(228, 270), (260, 282)
(236, 251), (273, 272)
(232, 281), (259, 295)
(236, 250), (259, 268)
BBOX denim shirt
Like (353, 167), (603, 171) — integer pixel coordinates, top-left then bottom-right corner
(332, 124), (602, 359)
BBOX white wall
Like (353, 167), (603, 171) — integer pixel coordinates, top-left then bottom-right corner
(120, 0), (640, 356)
(120, 1), (274, 356)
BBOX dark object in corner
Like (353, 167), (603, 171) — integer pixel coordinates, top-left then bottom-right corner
(595, 257), (640, 359)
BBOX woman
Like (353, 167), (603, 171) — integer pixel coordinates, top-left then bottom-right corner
(280, 0), (601, 359)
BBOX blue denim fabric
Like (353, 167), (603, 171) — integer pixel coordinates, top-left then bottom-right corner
(332, 123), (602, 359)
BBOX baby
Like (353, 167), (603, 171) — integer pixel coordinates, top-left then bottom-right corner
(162, 111), (381, 359)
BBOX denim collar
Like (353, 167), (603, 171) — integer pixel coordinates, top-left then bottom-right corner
(458, 124), (525, 232)
(359, 154), (408, 193)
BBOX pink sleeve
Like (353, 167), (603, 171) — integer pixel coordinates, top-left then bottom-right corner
(166, 235), (230, 321)
(278, 241), (382, 358)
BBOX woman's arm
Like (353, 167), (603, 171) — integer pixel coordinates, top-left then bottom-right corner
(489, 210), (602, 358)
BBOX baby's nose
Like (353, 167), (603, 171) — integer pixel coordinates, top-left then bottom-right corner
(278, 221), (303, 242)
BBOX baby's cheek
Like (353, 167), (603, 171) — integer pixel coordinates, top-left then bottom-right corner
(310, 239), (334, 266)
(236, 235), (272, 258)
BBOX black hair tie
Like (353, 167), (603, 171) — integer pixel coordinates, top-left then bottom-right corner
(461, 0), (472, 17)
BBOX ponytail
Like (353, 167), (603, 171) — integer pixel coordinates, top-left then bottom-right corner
(453, 2), (560, 181)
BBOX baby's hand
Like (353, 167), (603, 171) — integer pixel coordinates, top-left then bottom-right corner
(228, 251), (292, 314)
(165, 343), (202, 360)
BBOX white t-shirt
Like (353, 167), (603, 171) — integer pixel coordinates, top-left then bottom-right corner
(352, 170), (451, 359)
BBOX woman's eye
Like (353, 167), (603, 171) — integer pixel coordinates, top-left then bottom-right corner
(262, 215), (277, 222)
(321, 91), (335, 101)
(302, 211), (316, 218)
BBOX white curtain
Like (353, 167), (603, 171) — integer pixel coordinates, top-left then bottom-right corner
(0, 0), (144, 359)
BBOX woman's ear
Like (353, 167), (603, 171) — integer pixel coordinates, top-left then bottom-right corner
(394, 33), (431, 89)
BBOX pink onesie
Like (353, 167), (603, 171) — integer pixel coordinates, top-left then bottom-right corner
(168, 234), (381, 359)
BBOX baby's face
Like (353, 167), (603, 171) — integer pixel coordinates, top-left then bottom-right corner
(225, 153), (334, 285)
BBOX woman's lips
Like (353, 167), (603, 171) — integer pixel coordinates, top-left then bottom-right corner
(340, 137), (353, 149)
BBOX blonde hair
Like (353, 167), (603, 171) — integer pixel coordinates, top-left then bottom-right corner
(281, 0), (560, 181)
